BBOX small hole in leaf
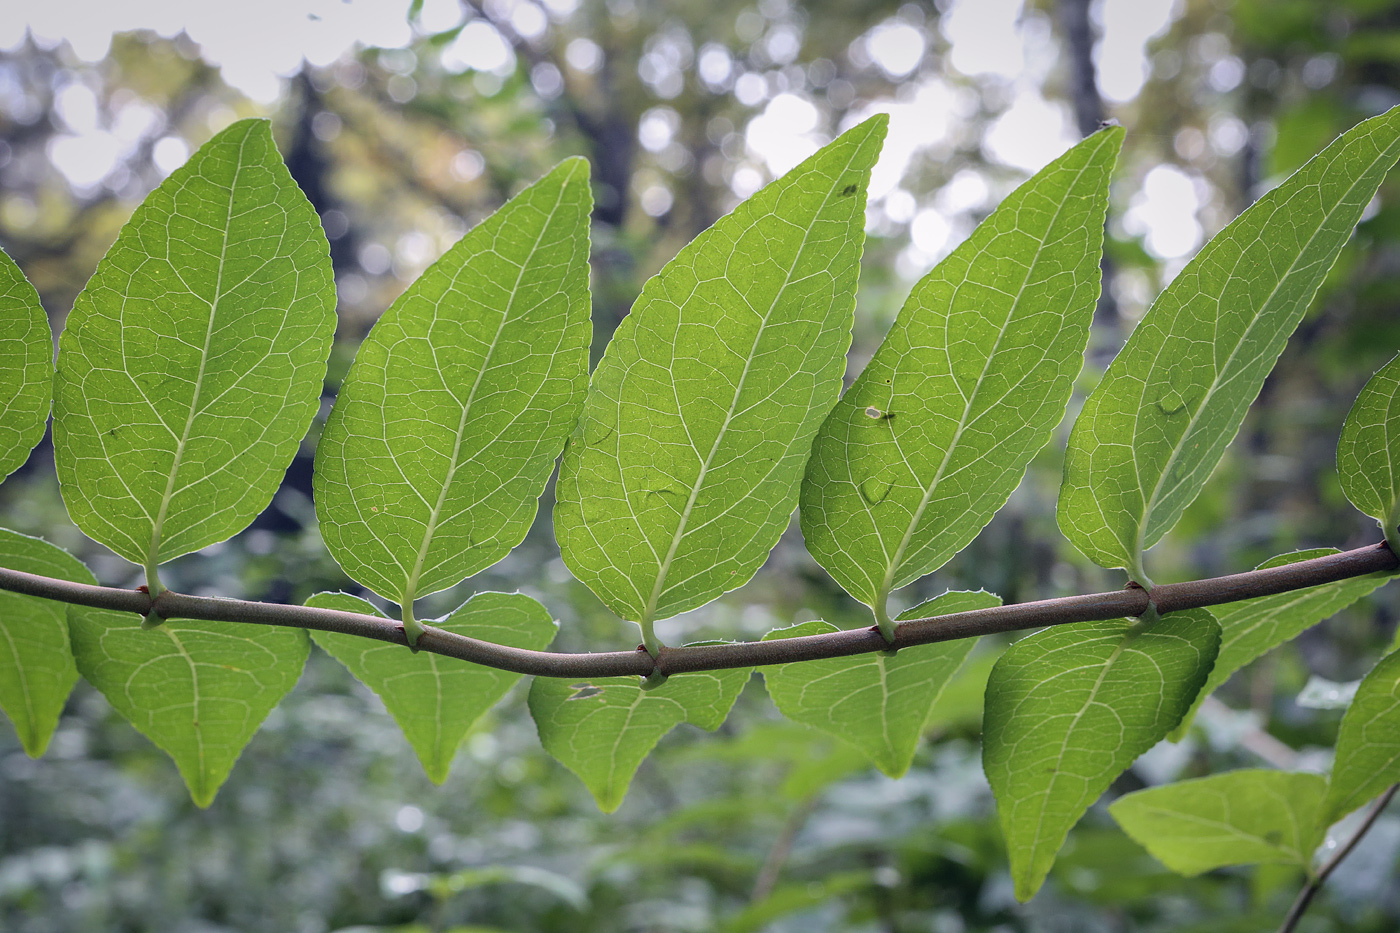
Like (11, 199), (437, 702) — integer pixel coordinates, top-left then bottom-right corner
(568, 684), (601, 700)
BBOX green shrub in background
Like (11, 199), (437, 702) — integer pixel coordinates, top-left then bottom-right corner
(4, 99), (1400, 930)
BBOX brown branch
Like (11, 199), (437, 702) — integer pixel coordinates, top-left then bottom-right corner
(0, 542), (1394, 680)
(1278, 783), (1400, 933)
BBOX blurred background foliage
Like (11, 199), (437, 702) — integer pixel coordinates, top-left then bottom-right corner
(2, 0), (1400, 929)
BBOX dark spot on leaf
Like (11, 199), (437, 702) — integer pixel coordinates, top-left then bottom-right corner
(584, 410), (615, 445)
(568, 684), (601, 700)
(841, 183), (859, 196)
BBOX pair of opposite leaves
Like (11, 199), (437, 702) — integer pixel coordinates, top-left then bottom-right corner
(9, 109), (1116, 646)
(0, 115), (893, 805)
(0, 120), (589, 803)
(1, 110), (1109, 809)
(8, 105), (1400, 902)
(548, 101), (1400, 899)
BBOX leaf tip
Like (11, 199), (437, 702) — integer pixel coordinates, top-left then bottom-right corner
(557, 154), (591, 176)
(1011, 863), (1049, 903)
(594, 786), (626, 813)
(860, 111), (891, 133)
(18, 729), (50, 760)
(215, 116), (274, 146)
(189, 777), (221, 809)
(875, 757), (911, 780)
(845, 111), (890, 154)
(424, 760), (452, 786)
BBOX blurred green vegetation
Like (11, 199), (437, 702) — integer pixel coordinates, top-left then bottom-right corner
(2, 0), (1400, 929)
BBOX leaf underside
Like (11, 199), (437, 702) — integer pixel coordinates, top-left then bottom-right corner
(801, 127), (1122, 609)
(3, 76), (1398, 871)
(529, 662), (751, 812)
(1109, 769), (1328, 875)
(1338, 352), (1400, 545)
(315, 158), (593, 610)
(308, 590), (557, 784)
(982, 609), (1221, 901)
(1323, 647), (1400, 825)
(763, 589), (1001, 777)
(554, 116), (886, 631)
(0, 248), (51, 482)
(52, 118), (335, 568)
(0, 529), (83, 757)
(69, 607), (309, 807)
(1059, 106), (1400, 576)
(1170, 548), (1387, 740)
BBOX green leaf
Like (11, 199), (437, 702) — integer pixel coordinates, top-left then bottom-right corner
(1109, 770), (1328, 875)
(1059, 107), (1400, 578)
(762, 589), (1001, 777)
(982, 609), (1220, 901)
(554, 117), (886, 647)
(68, 607), (309, 807)
(0, 248), (51, 482)
(800, 128), (1122, 615)
(1169, 549), (1387, 740)
(307, 591), (557, 784)
(0, 529), (82, 757)
(52, 119), (334, 575)
(529, 662), (751, 812)
(1322, 647), (1400, 824)
(925, 643), (999, 732)
(315, 160), (592, 639)
(1338, 352), (1400, 552)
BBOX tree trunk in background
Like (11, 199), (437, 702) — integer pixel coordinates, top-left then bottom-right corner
(1058, 0), (1119, 330)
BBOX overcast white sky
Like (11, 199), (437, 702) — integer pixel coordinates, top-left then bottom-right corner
(5, 0), (1202, 271)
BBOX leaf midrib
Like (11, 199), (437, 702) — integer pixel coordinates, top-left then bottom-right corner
(1022, 631), (1128, 872)
(1130, 139), (1399, 570)
(877, 147), (1098, 604)
(0, 610), (36, 743)
(401, 168), (575, 606)
(1215, 585), (1349, 659)
(1332, 741), (1400, 817)
(1131, 801), (1305, 859)
(606, 687), (648, 800)
(164, 628), (208, 799)
(641, 145), (867, 625)
(147, 129), (249, 570)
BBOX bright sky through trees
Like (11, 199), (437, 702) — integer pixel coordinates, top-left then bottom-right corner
(6, 0), (1198, 265)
